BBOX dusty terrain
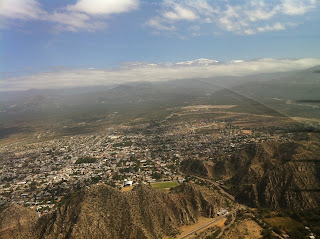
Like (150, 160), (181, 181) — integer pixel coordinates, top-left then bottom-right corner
(225, 219), (263, 239)
(0, 183), (230, 239)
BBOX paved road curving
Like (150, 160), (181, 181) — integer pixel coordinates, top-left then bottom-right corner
(178, 203), (239, 239)
(177, 174), (240, 239)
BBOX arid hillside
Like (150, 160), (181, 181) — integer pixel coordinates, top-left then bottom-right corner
(211, 140), (320, 210)
(0, 183), (230, 239)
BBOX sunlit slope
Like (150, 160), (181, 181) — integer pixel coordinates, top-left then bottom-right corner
(0, 183), (230, 239)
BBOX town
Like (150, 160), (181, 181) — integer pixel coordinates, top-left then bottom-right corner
(0, 111), (294, 216)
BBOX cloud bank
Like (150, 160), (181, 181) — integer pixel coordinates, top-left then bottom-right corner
(2, 58), (320, 91)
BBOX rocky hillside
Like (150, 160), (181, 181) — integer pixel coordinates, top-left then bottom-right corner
(0, 204), (38, 239)
(212, 140), (320, 210)
(0, 183), (229, 239)
(180, 158), (208, 177)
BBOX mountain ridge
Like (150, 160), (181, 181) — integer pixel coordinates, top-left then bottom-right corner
(210, 140), (320, 210)
(0, 183), (230, 239)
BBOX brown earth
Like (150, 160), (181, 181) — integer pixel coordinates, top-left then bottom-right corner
(224, 219), (263, 239)
(210, 140), (320, 210)
(0, 183), (230, 239)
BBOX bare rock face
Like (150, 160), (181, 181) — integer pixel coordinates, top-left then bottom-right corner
(0, 204), (38, 239)
(0, 183), (228, 239)
(257, 160), (320, 209)
(180, 159), (208, 177)
(213, 141), (320, 210)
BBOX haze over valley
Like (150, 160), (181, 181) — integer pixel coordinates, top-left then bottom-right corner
(1, 0), (320, 239)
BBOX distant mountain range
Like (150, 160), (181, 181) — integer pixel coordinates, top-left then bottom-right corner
(126, 58), (246, 67)
(176, 58), (220, 66)
(1, 65), (319, 135)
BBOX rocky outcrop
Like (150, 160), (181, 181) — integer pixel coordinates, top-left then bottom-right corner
(212, 141), (320, 210)
(0, 183), (228, 239)
(256, 160), (320, 209)
(180, 159), (208, 177)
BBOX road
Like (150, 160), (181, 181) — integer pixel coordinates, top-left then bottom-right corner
(178, 203), (239, 239)
(177, 173), (240, 239)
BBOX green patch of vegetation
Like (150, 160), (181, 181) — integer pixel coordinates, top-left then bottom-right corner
(208, 228), (221, 239)
(151, 171), (163, 180)
(290, 209), (320, 236)
(151, 181), (179, 189)
(113, 141), (133, 147)
(264, 217), (303, 231)
(224, 214), (233, 225)
(180, 159), (208, 177)
(75, 157), (97, 164)
(91, 176), (102, 183)
(261, 228), (276, 239)
(264, 216), (308, 239)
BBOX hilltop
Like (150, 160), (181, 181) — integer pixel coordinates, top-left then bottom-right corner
(0, 183), (230, 239)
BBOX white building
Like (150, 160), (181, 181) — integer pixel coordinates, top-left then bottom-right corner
(123, 180), (133, 187)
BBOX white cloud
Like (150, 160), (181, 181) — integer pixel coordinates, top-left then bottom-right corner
(146, 18), (176, 31)
(146, 0), (319, 35)
(216, 0), (318, 35)
(244, 1), (279, 21)
(48, 11), (108, 33)
(257, 23), (286, 32)
(0, 0), (45, 20)
(163, 5), (198, 21)
(0, 0), (139, 32)
(244, 29), (255, 35)
(66, 0), (139, 16)
(51, 0), (139, 32)
(281, 0), (317, 15)
(146, 0), (200, 31)
(3, 58), (320, 91)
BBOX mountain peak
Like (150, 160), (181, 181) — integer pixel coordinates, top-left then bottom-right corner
(228, 60), (244, 63)
(176, 58), (219, 66)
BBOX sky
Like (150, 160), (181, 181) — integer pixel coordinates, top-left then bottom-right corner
(1, 0), (320, 91)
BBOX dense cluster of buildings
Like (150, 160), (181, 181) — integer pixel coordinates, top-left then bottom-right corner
(0, 115), (292, 215)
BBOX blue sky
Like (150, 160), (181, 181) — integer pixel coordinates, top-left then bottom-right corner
(1, 0), (320, 90)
